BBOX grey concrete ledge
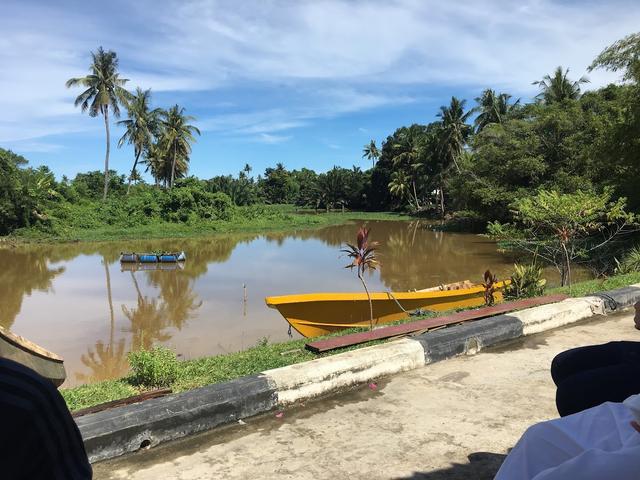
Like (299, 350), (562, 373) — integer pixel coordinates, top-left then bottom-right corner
(414, 315), (523, 364)
(78, 283), (640, 462)
(594, 284), (640, 313)
(78, 374), (276, 463)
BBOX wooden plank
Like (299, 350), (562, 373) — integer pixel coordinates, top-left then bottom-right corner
(305, 294), (569, 354)
(71, 388), (172, 417)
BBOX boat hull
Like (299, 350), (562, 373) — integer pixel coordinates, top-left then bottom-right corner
(0, 326), (66, 387)
(265, 282), (508, 338)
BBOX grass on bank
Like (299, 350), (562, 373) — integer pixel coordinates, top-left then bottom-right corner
(62, 328), (390, 412)
(10, 205), (410, 244)
(61, 271), (640, 412)
(548, 271), (640, 297)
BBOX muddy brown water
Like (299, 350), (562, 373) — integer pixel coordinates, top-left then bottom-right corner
(0, 220), (578, 387)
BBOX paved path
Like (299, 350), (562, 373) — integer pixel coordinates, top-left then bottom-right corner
(94, 311), (639, 480)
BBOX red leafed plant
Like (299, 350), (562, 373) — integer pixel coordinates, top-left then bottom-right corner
(342, 226), (379, 330)
(482, 270), (498, 306)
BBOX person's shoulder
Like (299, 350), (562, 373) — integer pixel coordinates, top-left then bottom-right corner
(0, 357), (56, 388)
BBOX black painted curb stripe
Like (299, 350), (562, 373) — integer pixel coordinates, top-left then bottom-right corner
(411, 315), (523, 363)
(77, 374), (277, 463)
(408, 286), (640, 365)
(594, 285), (640, 313)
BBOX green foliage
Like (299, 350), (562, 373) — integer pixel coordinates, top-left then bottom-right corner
(615, 246), (640, 274)
(489, 189), (635, 286)
(128, 346), (179, 388)
(590, 32), (640, 82)
(504, 263), (547, 300)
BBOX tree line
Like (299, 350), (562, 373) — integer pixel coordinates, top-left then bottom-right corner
(2, 33), (640, 244)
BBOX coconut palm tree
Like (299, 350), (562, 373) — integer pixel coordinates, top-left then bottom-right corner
(436, 97), (472, 214)
(391, 129), (423, 209)
(117, 88), (161, 194)
(362, 140), (380, 168)
(437, 97), (472, 171)
(159, 105), (201, 188)
(388, 170), (410, 205)
(472, 89), (521, 132)
(66, 47), (131, 200)
(532, 66), (590, 103)
(143, 141), (166, 187)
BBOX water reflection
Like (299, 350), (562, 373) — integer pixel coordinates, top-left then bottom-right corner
(0, 220), (581, 387)
(0, 248), (66, 330)
(77, 339), (128, 384)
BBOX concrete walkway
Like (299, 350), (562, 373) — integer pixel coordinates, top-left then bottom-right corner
(94, 311), (639, 480)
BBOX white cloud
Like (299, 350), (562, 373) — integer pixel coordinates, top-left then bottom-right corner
(255, 133), (292, 144)
(1, 0), (639, 145)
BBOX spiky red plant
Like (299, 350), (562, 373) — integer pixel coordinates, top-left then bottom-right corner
(342, 227), (379, 330)
(482, 270), (498, 306)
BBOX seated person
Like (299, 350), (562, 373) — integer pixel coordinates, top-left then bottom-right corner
(550, 304), (640, 416)
(494, 394), (640, 479)
(0, 357), (92, 479)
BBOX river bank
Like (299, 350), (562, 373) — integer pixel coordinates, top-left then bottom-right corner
(4, 206), (411, 244)
(92, 309), (638, 479)
(62, 271), (640, 412)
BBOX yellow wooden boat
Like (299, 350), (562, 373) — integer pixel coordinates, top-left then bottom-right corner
(265, 280), (510, 338)
(0, 325), (66, 387)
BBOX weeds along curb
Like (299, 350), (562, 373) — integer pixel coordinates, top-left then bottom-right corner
(78, 284), (640, 463)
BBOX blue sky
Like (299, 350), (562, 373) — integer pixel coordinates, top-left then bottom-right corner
(1, 0), (639, 180)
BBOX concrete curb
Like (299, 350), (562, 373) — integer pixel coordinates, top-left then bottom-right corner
(78, 284), (640, 462)
(78, 374), (276, 463)
(264, 338), (424, 404)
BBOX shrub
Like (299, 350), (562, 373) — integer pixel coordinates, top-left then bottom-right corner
(504, 263), (546, 299)
(615, 246), (640, 274)
(127, 346), (179, 388)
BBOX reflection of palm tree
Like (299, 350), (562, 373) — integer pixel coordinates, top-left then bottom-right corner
(75, 255), (129, 383)
(124, 271), (171, 350)
(146, 271), (202, 331)
(103, 256), (115, 347)
(122, 296), (170, 350)
(76, 339), (128, 383)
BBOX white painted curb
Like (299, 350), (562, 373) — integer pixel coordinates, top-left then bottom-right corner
(515, 297), (605, 336)
(263, 339), (424, 404)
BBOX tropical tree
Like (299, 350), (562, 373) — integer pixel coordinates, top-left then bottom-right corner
(488, 189), (635, 287)
(437, 97), (472, 214)
(159, 105), (201, 188)
(362, 140), (380, 168)
(532, 66), (589, 104)
(66, 47), (131, 200)
(143, 141), (166, 187)
(388, 170), (410, 205)
(473, 89), (521, 132)
(117, 88), (160, 194)
(391, 129), (424, 209)
(342, 227), (379, 330)
(589, 32), (640, 82)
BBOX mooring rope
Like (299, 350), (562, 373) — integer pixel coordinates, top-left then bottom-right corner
(386, 291), (410, 314)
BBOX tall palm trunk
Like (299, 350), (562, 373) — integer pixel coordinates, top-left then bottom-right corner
(170, 143), (177, 188)
(127, 149), (142, 195)
(411, 179), (420, 209)
(439, 183), (445, 217)
(104, 257), (114, 347)
(103, 107), (111, 201)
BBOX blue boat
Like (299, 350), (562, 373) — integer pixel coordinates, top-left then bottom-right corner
(119, 251), (186, 264)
